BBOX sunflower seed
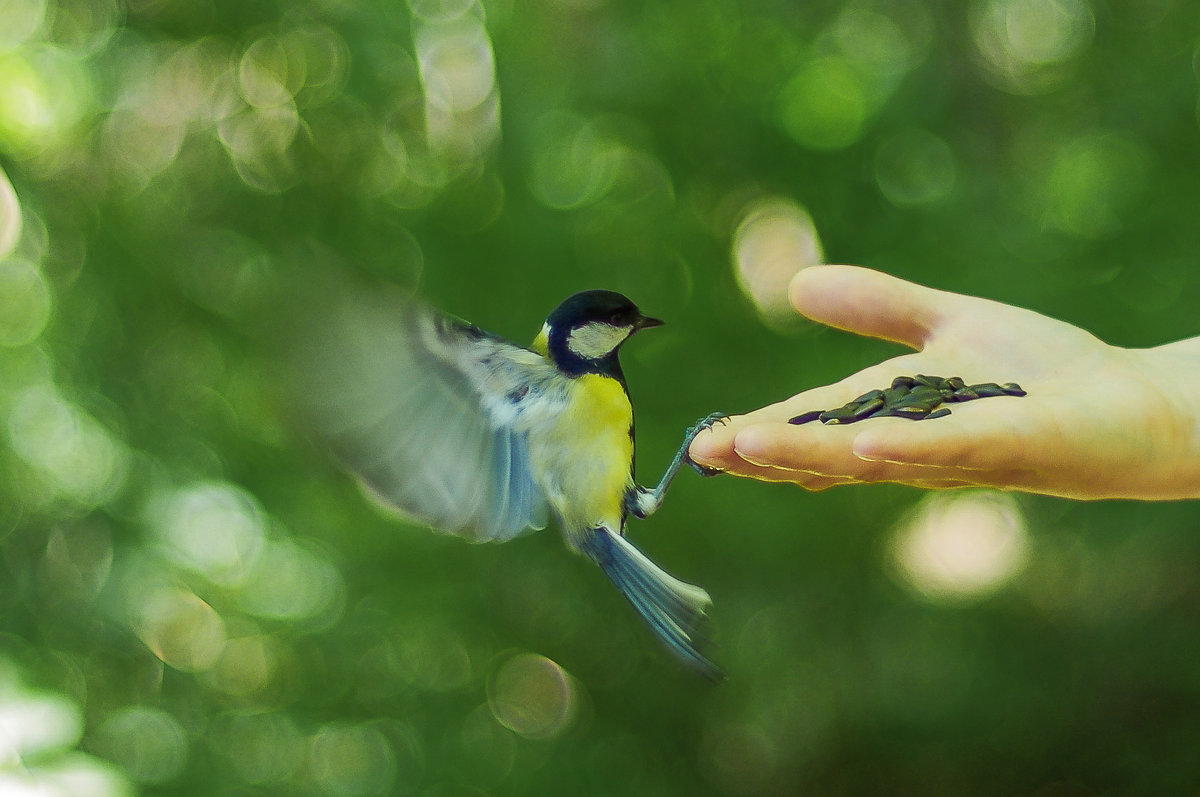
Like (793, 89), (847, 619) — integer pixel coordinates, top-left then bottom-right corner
(893, 387), (942, 408)
(970, 382), (1008, 398)
(886, 405), (932, 420)
(791, 375), (1024, 427)
(788, 409), (823, 425)
(852, 389), (886, 404)
(819, 406), (858, 424)
(851, 396), (885, 420)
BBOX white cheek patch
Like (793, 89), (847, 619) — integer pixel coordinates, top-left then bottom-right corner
(566, 322), (631, 360)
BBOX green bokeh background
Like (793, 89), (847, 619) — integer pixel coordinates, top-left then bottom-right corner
(3, 0), (1200, 794)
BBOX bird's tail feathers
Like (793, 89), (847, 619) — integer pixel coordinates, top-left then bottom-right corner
(583, 527), (723, 681)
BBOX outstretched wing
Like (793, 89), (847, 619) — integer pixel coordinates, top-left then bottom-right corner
(296, 287), (563, 542)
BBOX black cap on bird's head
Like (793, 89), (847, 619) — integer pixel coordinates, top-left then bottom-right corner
(542, 290), (661, 375)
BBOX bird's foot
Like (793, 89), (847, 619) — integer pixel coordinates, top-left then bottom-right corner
(683, 412), (728, 477)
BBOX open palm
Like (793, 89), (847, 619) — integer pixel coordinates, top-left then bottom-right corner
(690, 266), (1200, 500)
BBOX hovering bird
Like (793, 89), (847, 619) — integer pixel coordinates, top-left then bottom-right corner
(301, 287), (725, 678)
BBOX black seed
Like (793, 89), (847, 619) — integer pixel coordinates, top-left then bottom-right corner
(819, 406), (858, 423)
(893, 387), (942, 407)
(911, 385), (944, 400)
(852, 389), (885, 404)
(852, 397), (885, 420)
(971, 382), (1008, 398)
(788, 410), (823, 425)
(802, 375), (1026, 428)
(891, 396), (938, 410)
(887, 405), (931, 419)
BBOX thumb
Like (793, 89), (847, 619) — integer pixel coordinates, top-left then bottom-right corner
(790, 265), (964, 350)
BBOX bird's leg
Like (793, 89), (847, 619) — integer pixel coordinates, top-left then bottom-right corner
(626, 413), (727, 519)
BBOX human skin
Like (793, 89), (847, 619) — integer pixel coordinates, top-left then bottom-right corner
(688, 265), (1200, 501)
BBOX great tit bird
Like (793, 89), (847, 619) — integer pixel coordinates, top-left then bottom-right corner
(300, 287), (725, 679)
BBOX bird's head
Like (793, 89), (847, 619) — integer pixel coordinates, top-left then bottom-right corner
(536, 290), (662, 375)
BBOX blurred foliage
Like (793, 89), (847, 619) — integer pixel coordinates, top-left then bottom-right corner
(3, 0), (1200, 794)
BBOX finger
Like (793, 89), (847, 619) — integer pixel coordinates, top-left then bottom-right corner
(731, 419), (987, 481)
(731, 419), (1039, 485)
(688, 394), (831, 471)
(719, 452), (1030, 492)
(725, 448), (1040, 492)
(789, 265), (968, 350)
(851, 410), (1031, 472)
(689, 411), (781, 472)
(732, 421), (869, 477)
(902, 479), (979, 490)
(896, 468), (1044, 493)
(715, 430), (1041, 492)
(688, 349), (977, 474)
(688, 366), (927, 471)
(701, 457), (862, 491)
(687, 422), (734, 469)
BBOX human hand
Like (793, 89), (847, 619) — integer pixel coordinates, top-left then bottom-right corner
(689, 265), (1200, 500)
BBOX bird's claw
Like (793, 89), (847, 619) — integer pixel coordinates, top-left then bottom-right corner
(683, 413), (728, 477)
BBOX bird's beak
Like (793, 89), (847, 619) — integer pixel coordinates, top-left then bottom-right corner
(636, 315), (664, 330)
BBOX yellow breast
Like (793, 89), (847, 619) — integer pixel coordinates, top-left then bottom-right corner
(570, 374), (634, 435)
(530, 373), (634, 536)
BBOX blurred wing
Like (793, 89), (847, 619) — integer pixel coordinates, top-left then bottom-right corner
(297, 288), (561, 542)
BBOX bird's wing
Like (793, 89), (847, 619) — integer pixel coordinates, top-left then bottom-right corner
(296, 287), (562, 542)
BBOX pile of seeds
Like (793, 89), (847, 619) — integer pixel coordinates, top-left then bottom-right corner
(788, 375), (1026, 425)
